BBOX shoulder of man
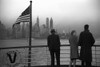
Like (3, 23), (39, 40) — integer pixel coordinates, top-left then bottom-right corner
(88, 31), (92, 34)
(88, 32), (94, 38)
(80, 31), (84, 35)
(56, 34), (60, 37)
(85, 31), (93, 36)
(47, 35), (51, 38)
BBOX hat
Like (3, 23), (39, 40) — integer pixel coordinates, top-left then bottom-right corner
(51, 29), (55, 33)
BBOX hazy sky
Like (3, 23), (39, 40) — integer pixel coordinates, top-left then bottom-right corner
(0, 0), (100, 36)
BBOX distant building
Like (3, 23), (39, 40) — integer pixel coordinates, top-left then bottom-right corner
(46, 17), (49, 29)
(40, 24), (46, 34)
(50, 17), (53, 30)
(14, 22), (28, 39)
(32, 17), (40, 38)
(40, 24), (47, 38)
(22, 23), (26, 38)
(25, 22), (29, 38)
(46, 17), (50, 34)
(40, 17), (54, 38)
(37, 17), (40, 28)
(0, 21), (7, 39)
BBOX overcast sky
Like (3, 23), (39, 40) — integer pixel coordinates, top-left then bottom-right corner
(0, 0), (100, 37)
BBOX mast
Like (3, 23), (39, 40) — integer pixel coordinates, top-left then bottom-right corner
(28, 0), (32, 67)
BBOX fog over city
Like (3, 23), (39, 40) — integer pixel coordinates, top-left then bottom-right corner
(0, 0), (100, 38)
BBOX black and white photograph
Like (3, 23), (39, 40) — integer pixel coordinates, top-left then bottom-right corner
(0, 0), (100, 67)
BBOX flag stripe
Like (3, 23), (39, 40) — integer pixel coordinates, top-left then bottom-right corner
(16, 14), (30, 23)
(17, 18), (30, 22)
(17, 17), (30, 21)
(17, 16), (30, 21)
(16, 18), (30, 23)
(19, 14), (30, 19)
(16, 5), (30, 23)
(12, 5), (30, 28)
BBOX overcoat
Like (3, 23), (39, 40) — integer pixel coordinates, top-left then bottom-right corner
(78, 30), (95, 62)
(69, 35), (79, 59)
(47, 34), (60, 51)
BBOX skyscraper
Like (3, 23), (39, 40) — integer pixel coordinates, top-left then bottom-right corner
(36, 17), (40, 33)
(50, 17), (53, 30)
(37, 17), (39, 27)
(32, 17), (40, 38)
(46, 17), (49, 29)
(46, 17), (50, 33)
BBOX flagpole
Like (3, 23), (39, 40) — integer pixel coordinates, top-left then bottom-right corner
(28, 0), (32, 67)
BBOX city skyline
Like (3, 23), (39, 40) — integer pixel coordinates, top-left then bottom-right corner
(0, 0), (99, 25)
(0, 0), (100, 37)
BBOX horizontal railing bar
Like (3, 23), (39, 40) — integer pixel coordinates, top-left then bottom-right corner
(96, 49), (100, 51)
(0, 46), (29, 49)
(61, 53), (70, 54)
(0, 45), (100, 49)
(0, 45), (48, 49)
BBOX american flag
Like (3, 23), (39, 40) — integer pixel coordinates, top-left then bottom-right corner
(13, 5), (30, 28)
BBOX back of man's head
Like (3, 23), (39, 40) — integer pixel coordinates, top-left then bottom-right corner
(51, 29), (55, 34)
(84, 24), (89, 30)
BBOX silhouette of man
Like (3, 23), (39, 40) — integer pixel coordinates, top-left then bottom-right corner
(47, 29), (60, 67)
(78, 24), (95, 67)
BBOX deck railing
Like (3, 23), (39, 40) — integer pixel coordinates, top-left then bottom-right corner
(0, 45), (100, 67)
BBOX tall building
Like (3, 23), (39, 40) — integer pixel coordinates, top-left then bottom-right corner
(46, 17), (49, 29)
(37, 17), (40, 28)
(50, 17), (53, 30)
(46, 17), (49, 34)
(32, 17), (40, 38)
(36, 17), (40, 33)
(0, 21), (6, 39)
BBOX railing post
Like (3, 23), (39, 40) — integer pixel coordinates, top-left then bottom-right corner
(46, 46), (48, 66)
(95, 45), (97, 66)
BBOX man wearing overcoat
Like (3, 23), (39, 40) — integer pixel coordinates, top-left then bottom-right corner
(78, 24), (95, 67)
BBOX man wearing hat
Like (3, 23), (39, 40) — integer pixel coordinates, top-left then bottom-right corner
(47, 29), (61, 67)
